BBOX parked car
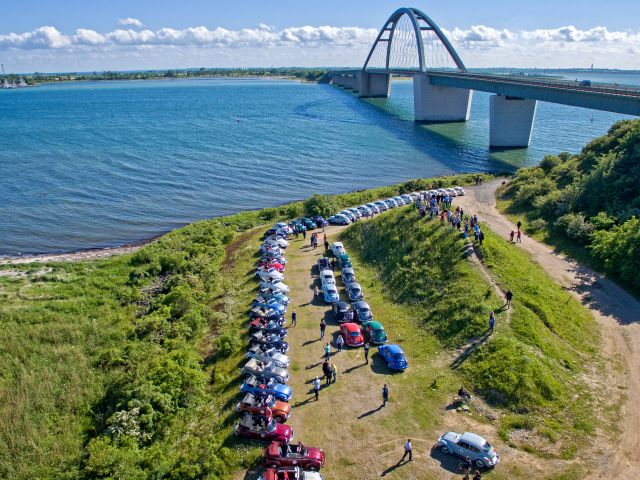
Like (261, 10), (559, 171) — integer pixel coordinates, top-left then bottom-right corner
(317, 257), (331, 271)
(262, 441), (326, 470)
(357, 206), (372, 218)
(436, 431), (500, 469)
(445, 188), (456, 197)
(260, 280), (289, 293)
(249, 308), (285, 323)
(339, 322), (364, 347)
(336, 253), (351, 268)
(234, 413), (293, 443)
(237, 393), (291, 423)
(351, 300), (372, 322)
(256, 290), (289, 305)
(365, 203), (380, 214)
(252, 300), (286, 315)
(374, 201), (389, 211)
(332, 301), (350, 322)
(346, 208), (362, 219)
(339, 210), (356, 222)
(400, 194), (412, 204)
(453, 186), (465, 196)
(322, 284), (339, 304)
(249, 319), (287, 336)
(266, 236), (289, 249)
(361, 320), (387, 345)
(258, 467), (324, 480)
(393, 196), (406, 206)
(249, 331), (289, 353)
(331, 242), (346, 257)
(384, 199), (397, 208)
(300, 218), (317, 230)
(328, 214), (350, 225)
(257, 261), (285, 273)
(341, 267), (356, 284)
(240, 376), (292, 402)
(378, 344), (408, 371)
(310, 216), (328, 227)
(345, 282), (364, 302)
(246, 345), (290, 368)
(319, 270), (335, 286)
(242, 359), (290, 384)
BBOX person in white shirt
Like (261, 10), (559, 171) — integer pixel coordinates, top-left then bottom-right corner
(401, 439), (412, 462)
(313, 377), (321, 401)
(336, 334), (344, 352)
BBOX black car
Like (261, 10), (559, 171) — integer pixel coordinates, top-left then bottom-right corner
(311, 215), (328, 227)
(352, 300), (373, 322)
(317, 257), (332, 271)
(332, 301), (350, 323)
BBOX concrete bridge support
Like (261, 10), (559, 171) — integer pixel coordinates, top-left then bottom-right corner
(489, 95), (537, 148)
(413, 75), (472, 122)
(358, 72), (391, 98)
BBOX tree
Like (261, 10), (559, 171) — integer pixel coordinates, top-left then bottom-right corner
(304, 194), (339, 218)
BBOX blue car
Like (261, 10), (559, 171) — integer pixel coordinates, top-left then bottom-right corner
(378, 344), (408, 371)
(251, 299), (287, 315)
(257, 290), (290, 305)
(240, 375), (292, 402)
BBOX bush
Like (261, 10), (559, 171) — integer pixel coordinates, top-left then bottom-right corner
(590, 217), (640, 290)
(215, 331), (242, 358)
(304, 194), (339, 218)
(555, 213), (594, 243)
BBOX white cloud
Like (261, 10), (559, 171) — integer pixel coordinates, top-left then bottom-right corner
(0, 22), (639, 70)
(118, 17), (145, 29)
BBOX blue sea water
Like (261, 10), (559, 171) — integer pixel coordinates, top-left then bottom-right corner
(0, 73), (635, 255)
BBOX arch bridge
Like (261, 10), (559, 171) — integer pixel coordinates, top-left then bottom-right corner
(329, 7), (640, 147)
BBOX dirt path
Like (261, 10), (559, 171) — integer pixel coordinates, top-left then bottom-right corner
(456, 179), (640, 479)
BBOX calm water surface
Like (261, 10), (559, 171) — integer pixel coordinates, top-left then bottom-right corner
(0, 73), (635, 254)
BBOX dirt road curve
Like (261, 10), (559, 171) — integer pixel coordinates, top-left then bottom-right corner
(457, 179), (640, 479)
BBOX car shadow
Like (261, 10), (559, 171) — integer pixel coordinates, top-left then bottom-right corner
(343, 362), (366, 374)
(302, 338), (321, 346)
(429, 445), (463, 474)
(358, 404), (384, 419)
(380, 459), (409, 477)
(305, 361), (323, 370)
(369, 353), (399, 375)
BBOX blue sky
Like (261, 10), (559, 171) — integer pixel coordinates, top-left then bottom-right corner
(2, 0), (640, 72)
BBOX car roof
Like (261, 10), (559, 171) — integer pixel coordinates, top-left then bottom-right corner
(342, 267), (354, 274)
(349, 282), (361, 289)
(367, 321), (383, 329)
(460, 432), (487, 446)
(385, 344), (404, 354)
(324, 284), (337, 292)
(320, 270), (334, 276)
(335, 301), (348, 309)
(354, 300), (369, 309)
(332, 242), (343, 247)
(343, 322), (360, 332)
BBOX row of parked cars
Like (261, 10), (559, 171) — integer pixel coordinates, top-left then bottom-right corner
(234, 230), (326, 480)
(326, 187), (465, 227)
(318, 241), (408, 372)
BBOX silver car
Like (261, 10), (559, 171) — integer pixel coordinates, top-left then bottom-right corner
(437, 431), (499, 469)
(241, 358), (290, 384)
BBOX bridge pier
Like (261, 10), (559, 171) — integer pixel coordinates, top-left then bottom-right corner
(357, 72), (391, 98)
(489, 95), (537, 148)
(413, 75), (472, 122)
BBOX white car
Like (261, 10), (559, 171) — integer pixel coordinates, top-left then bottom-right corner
(374, 201), (389, 211)
(445, 188), (457, 197)
(266, 235), (289, 248)
(256, 268), (285, 282)
(393, 196), (405, 206)
(259, 280), (289, 293)
(319, 270), (336, 286)
(454, 186), (465, 196)
(331, 242), (346, 257)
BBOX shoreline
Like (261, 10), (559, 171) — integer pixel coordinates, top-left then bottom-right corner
(0, 236), (160, 265)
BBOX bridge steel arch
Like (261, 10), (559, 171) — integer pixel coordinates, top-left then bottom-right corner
(362, 7), (467, 73)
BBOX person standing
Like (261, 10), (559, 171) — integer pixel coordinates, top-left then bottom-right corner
(505, 290), (513, 309)
(291, 310), (297, 327)
(320, 319), (326, 339)
(313, 377), (320, 401)
(401, 439), (412, 462)
(517, 220), (522, 232)
(322, 360), (332, 386)
(331, 363), (337, 384)
(314, 285), (320, 302)
(509, 230), (515, 242)
(302, 229), (307, 240)
(324, 239), (329, 251)
(323, 342), (331, 361)
(336, 334), (344, 352)
(473, 471), (482, 480)
(382, 384), (389, 406)
(489, 311), (495, 334)
(516, 230), (522, 243)
(479, 230), (485, 245)
(363, 343), (370, 364)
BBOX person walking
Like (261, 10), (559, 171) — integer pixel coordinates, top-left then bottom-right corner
(323, 233), (327, 244)
(302, 229), (307, 240)
(323, 342), (331, 361)
(320, 319), (326, 339)
(505, 289), (513, 309)
(401, 439), (412, 462)
(517, 220), (522, 232)
(313, 376), (320, 401)
(489, 310), (495, 334)
(516, 230), (522, 243)
(479, 230), (485, 245)
(382, 384), (389, 406)
(291, 310), (297, 327)
(331, 363), (337, 384)
(363, 342), (370, 364)
(324, 239), (329, 251)
(509, 230), (515, 242)
(336, 334), (344, 352)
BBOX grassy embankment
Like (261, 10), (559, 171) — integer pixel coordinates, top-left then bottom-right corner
(0, 173), (485, 479)
(497, 119), (640, 293)
(341, 206), (600, 464)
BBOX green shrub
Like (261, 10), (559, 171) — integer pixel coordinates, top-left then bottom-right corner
(304, 194), (340, 218)
(554, 213), (594, 243)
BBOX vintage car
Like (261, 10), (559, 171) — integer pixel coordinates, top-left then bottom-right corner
(436, 431), (500, 469)
(319, 270), (336, 287)
(345, 282), (364, 302)
(236, 393), (291, 423)
(257, 261), (286, 273)
(262, 442), (325, 470)
(234, 413), (293, 443)
(249, 308), (285, 323)
(246, 345), (290, 368)
(361, 320), (387, 345)
(257, 268), (285, 283)
(252, 299), (287, 316)
(339, 322), (364, 347)
(378, 344), (408, 371)
(317, 257), (331, 271)
(249, 319), (287, 336)
(254, 291), (289, 306)
(351, 300), (372, 322)
(240, 375), (292, 402)
(258, 466), (324, 480)
(330, 242), (346, 257)
(331, 301), (350, 323)
(341, 267), (356, 284)
(336, 253), (352, 268)
(259, 280), (289, 294)
(328, 214), (350, 226)
(248, 331), (289, 353)
(242, 358), (290, 384)
(322, 284), (339, 304)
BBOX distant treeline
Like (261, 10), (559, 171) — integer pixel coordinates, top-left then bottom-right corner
(1, 67), (334, 85)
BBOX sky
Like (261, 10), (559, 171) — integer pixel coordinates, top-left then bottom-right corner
(1, 0), (640, 73)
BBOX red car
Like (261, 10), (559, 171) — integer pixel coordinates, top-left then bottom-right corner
(339, 322), (364, 347)
(257, 260), (285, 272)
(235, 413), (293, 443)
(237, 393), (291, 423)
(262, 442), (325, 470)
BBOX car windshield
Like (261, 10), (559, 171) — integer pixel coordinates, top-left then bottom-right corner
(482, 441), (492, 452)
(393, 353), (405, 360)
(350, 331), (360, 337)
